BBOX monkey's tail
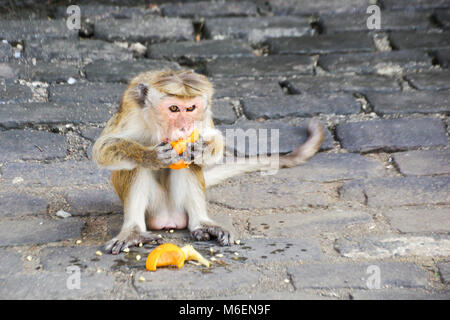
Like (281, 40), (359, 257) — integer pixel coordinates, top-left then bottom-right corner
(204, 119), (325, 188)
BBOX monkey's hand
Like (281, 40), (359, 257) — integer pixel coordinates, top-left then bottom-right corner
(142, 143), (183, 169)
(105, 227), (163, 255)
(191, 222), (233, 246)
(181, 139), (209, 165)
(182, 132), (222, 167)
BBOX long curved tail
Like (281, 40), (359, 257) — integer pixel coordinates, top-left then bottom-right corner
(204, 119), (325, 187)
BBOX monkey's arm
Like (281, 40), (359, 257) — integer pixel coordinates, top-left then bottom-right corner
(93, 137), (180, 171)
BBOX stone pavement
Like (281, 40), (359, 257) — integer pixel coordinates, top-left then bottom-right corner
(0, 0), (449, 300)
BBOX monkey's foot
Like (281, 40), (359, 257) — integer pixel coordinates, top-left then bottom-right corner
(105, 228), (163, 255)
(191, 225), (233, 246)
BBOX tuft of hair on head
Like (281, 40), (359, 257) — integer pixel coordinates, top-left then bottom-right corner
(122, 69), (214, 113)
(151, 69), (214, 101)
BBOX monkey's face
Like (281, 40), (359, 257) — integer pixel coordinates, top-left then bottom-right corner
(157, 96), (205, 142)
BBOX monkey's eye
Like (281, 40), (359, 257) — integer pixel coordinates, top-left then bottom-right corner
(169, 105), (180, 112)
(186, 105), (196, 112)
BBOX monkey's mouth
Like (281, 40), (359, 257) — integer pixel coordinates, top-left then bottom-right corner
(168, 126), (195, 141)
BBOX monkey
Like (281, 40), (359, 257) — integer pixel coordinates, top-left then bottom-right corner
(92, 69), (324, 254)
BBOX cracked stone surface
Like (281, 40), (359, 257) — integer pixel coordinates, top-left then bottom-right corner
(0, 0), (449, 300)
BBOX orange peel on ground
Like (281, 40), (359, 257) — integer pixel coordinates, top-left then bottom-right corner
(168, 129), (199, 170)
(145, 243), (210, 271)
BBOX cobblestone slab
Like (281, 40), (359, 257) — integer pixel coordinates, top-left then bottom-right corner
(148, 39), (254, 62)
(242, 93), (360, 119)
(0, 63), (19, 80)
(321, 11), (432, 33)
(435, 10), (450, 28)
(406, 71), (450, 91)
(335, 235), (450, 259)
(339, 176), (450, 207)
(0, 102), (115, 128)
(95, 17), (194, 43)
(205, 17), (310, 43)
(208, 181), (329, 209)
(40, 245), (120, 272)
(218, 120), (334, 155)
(161, 1), (258, 17)
(0, 129), (67, 161)
(288, 262), (428, 289)
(436, 48), (450, 68)
(270, 0), (371, 15)
(266, 33), (374, 55)
(65, 187), (122, 216)
(286, 75), (400, 93)
(392, 150), (450, 176)
(437, 262), (450, 284)
(85, 59), (181, 83)
(1, 161), (110, 187)
(384, 206), (450, 233)
(211, 99), (237, 124)
(212, 78), (284, 98)
(0, 82), (33, 104)
(351, 289), (450, 300)
(248, 211), (372, 237)
(18, 62), (80, 83)
(0, 218), (85, 246)
(390, 32), (450, 50)
(273, 153), (386, 182)
(382, 0), (450, 10)
(0, 42), (13, 62)
(49, 83), (126, 105)
(25, 39), (133, 62)
(0, 192), (48, 218)
(336, 118), (448, 152)
(0, 272), (114, 299)
(134, 267), (261, 299)
(80, 126), (104, 142)
(367, 91), (450, 115)
(0, 249), (22, 276)
(0, 19), (77, 41)
(207, 55), (314, 78)
(219, 238), (323, 264)
(318, 50), (432, 74)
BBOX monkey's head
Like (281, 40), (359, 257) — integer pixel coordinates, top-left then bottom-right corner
(123, 69), (214, 142)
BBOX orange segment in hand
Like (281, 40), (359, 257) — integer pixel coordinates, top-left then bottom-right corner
(168, 129), (200, 170)
(145, 243), (185, 271)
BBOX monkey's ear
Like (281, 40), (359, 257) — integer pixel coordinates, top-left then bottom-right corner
(136, 83), (149, 107)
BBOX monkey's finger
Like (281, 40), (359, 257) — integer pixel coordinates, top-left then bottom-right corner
(191, 228), (211, 241)
(105, 239), (126, 255)
(207, 226), (233, 246)
(157, 146), (179, 157)
(156, 144), (173, 153)
(160, 154), (183, 165)
(140, 231), (163, 244)
(218, 231), (233, 246)
(157, 151), (177, 161)
(105, 238), (118, 253)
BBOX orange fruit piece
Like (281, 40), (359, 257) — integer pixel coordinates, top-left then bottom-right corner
(169, 129), (200, 170)
(145, 243), (185, 271)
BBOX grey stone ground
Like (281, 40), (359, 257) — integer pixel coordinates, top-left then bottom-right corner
(0, 0), (449, 300)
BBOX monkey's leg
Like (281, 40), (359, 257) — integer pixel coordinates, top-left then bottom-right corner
(170, 168), (233, 246)
(106, 168), (162, 254)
